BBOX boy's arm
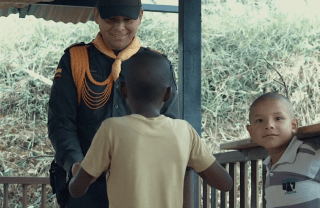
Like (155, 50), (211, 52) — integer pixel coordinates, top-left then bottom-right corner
(198, 160), (233, 192)
(68, 165), (97, 198)
(68, 120), (112, 198)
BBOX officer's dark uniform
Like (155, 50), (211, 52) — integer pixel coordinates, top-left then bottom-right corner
(48, 42), (179, 207)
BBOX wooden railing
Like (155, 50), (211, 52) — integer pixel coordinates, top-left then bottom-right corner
(1, 156), (268, 208)
(201, 123), (320, 208)
(203, 146), (268, 208)
(0, 177), (50, 208)
(1, 123), (319, 208)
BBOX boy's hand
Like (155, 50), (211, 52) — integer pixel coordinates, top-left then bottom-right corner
(69, 166), (98, 198)
(198, 160), (233, 192)
(72, 162), (81, 176)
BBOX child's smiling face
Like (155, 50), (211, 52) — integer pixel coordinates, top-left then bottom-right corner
(246, 99), (298, 151)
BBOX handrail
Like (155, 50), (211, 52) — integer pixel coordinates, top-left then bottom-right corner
(211, 123), (320, 208)
(1, 177), (50, 208)
(207, 149), (267, 208)
(1, 155), (266, 208)
(3, 123), (319, 208)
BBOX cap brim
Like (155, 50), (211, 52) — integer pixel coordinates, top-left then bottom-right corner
(98, 5), (141, 20)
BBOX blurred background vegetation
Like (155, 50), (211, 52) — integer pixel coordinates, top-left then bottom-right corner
(0, 0), (319, 206)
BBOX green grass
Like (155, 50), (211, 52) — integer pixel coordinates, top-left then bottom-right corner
(0, 0), (320, 206)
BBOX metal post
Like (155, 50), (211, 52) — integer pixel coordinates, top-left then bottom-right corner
(178, 0), (201, 207)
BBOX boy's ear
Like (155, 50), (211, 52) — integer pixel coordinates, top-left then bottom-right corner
(94, 7), (100, 24)
(246, 125), (256, 141)
(138, 9), (144, 23)
(120, 82), (127, 99)
(291, 118), (299, 134)
(163, 87), (172, 102)
(246, 124), (252, 135)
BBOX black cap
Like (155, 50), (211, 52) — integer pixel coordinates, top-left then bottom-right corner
(97, 0), (142, 20)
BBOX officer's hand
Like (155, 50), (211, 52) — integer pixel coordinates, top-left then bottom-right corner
(71, 162), (81, 176)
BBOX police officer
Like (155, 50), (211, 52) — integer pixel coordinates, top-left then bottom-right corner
(48, 0), (178, 207)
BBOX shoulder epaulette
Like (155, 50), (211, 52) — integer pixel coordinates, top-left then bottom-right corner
(69, 45), (89, 105)
(64, 42), (87, 53)
(148, 48), (162, 55)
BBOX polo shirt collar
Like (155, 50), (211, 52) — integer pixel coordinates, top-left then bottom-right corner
(263, 136), (303, 170)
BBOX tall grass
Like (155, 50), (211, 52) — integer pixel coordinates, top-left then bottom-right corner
(0, 0), (319, 206)
(201, 0), (320, 151)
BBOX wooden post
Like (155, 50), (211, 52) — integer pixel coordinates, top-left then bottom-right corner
(179, 0), (202, 207)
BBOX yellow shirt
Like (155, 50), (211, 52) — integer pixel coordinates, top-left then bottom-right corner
(81, 114), (216, 208)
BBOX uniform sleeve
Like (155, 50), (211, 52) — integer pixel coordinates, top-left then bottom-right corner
(48, 50), (84, 173)
(187, 124), (216, 173)
(81, 120), (111, 177)
(160, 55), (179, 119)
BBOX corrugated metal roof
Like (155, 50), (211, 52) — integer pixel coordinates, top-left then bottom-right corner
(0, 0), (96, 24)
(28, 5), (94, 24)
(0, 1), (178, 24)
(0, 0), (53, 9)
(0, 7), (18, 17)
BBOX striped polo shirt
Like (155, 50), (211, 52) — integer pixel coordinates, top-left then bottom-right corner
(263, 136), (320, 208)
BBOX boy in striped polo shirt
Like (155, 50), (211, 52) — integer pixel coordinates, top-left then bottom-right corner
(246, 93), (320, 208)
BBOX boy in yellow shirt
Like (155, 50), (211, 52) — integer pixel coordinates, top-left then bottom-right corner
(68, 51), (233, 208)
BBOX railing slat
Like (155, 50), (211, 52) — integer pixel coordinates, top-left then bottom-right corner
(198, 176), (201, 208)
(240, 162), (248, 208)
(203, 180), (210, 208)
(220, 164), (227, 208)
(22, 184), (27, 208)
(211, 188), (217, 208)
(229, 163), (236, 208)
(41, 184), (47, 208)
(262, 165), (267, 208)
(251, 160), (260, 208)
(3, 183), (9, 208)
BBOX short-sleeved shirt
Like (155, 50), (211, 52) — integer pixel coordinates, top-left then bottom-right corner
(48, 44), (178, 173)
(263, 136), (320, 208)
(81, 114), (216, 208)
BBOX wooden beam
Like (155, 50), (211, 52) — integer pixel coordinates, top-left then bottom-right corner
(35, 1), (179, 13)
(214, 147), (268, 164)
(0, 177), (50, 184)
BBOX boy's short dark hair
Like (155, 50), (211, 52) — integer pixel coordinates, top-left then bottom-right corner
(122, 51), (171, 103)
(249, 92), (294, 123)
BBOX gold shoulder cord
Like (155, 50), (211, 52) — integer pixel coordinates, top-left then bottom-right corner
(149, 48), (163, 55)
(69, 46), (114, 110)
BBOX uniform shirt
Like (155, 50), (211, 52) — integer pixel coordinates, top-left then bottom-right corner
(48, 43), (178, 174)
(263, 136), (320, 208)
(81, 114), (216, 208)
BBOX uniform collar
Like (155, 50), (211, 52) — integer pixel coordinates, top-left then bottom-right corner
(88, 43), (120, 57)
(89, 43), (136, 58)
(263, 136), (303, 170)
